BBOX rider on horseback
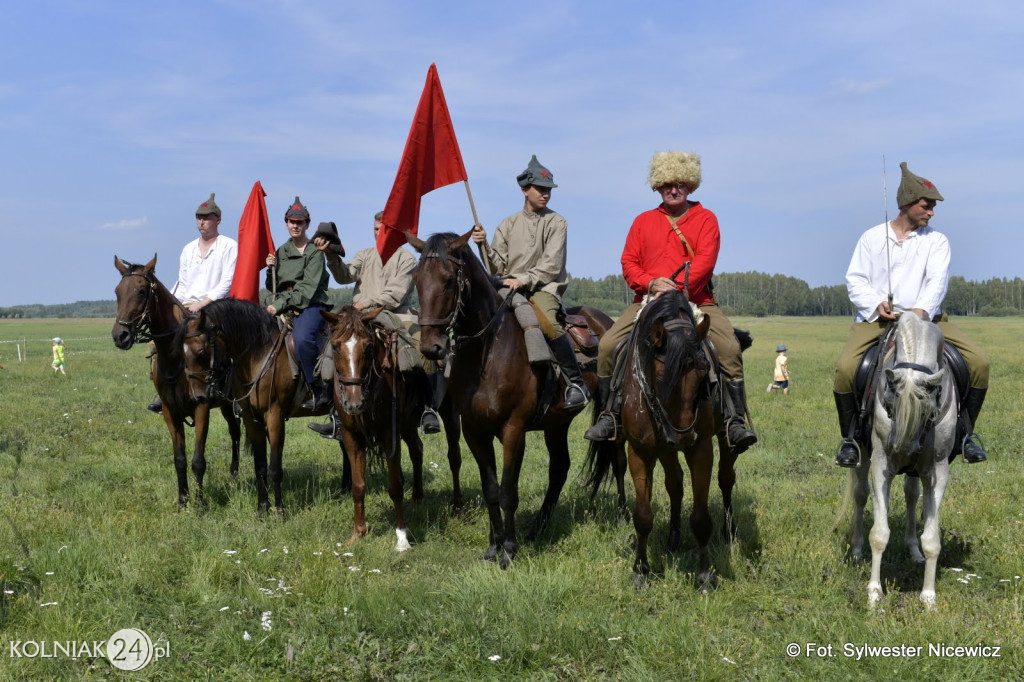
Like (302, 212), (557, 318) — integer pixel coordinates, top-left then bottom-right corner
(265, 197), (332, 412)
(308, 213), (443, 438)
(584, 151), (757, 454)
(471, 155), (589, 411)
(833, 162), (989, 467)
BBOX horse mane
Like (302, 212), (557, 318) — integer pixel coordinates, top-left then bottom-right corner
(885, 315), (945, 453)
(637, 290), (700, 403)
(415, 232), (463, 266)
(197, 298), (277, 353)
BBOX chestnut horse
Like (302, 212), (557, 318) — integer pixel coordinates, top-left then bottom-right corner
(585, 289), (741, 591)
(178, 297), (342, 514)
(320, 306), (463, 550)
(408, 230), (625, 568)
(111, 255), (241, 508)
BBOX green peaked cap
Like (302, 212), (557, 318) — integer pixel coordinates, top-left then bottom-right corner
(516, 155), (557, 188)
(285, 196), (310, 222)
(195, 193), (221, 217)
(896, 162), (943, 208)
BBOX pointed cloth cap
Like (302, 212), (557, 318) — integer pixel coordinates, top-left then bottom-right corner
(516, 155), (557, 188)
(195, 193), (221, 217)
(896, 162), (943, 208)
(285, 196), (311, 222)
(648, 151), (702, 191)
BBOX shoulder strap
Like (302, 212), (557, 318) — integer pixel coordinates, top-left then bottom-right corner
(664, 214), (693, 257)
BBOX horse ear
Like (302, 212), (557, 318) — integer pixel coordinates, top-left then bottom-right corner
(320, 309), (340, 326)
(405, 231), (426, 252)
(926, 368), (945, 385)
(651, 319), (666, 350)
(884, 368), (896, 382)
(452, 229), (473, 250)
(144, 253), (157, 275)
(114, 255), (128, 276)
(361, 307), (384, 322)
(695, 312), (710, 340)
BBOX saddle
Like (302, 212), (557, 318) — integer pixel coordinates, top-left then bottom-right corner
(560, 311), (599, 356)
(851, 327), (969, 458)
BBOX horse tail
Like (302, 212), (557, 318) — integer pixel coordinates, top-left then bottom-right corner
(831, 468), (857, 533)
(581, 439), (618, 501)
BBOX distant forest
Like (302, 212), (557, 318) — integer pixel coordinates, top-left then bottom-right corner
(2, 273), (1022, 319)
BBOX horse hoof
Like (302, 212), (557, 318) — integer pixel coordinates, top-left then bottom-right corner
(696, 572), (716, 594)
(632, 572), (650, 590)
(483, 546), (499, 562)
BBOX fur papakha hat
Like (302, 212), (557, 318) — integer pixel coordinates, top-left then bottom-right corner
(196, 193), (221, 217)
(896, 162), (943, 208)
(517, 155), (557, 188)
(285, 196), (311, 222)
(648, 151), (702, 191)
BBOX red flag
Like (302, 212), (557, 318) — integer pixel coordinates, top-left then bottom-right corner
(378, 63), (469, 263)
(229, 181), (275, 303)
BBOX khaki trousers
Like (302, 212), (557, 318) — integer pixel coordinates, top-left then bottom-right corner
(832, 314), (989, 394)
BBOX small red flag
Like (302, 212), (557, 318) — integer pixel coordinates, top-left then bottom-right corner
(229, 181), (275, 303)
(378, 63), (469, 263)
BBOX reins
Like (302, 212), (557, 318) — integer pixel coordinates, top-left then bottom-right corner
(117, 269), (184, 344)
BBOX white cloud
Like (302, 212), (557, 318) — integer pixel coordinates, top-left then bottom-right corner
(96, 217), (150, 231)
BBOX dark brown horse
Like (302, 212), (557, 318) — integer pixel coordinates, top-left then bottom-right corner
(585, 289), (740, 591)
(408, 230), (625, 568)
(111, 255), (241, 508)
(179, 297), (342, 514)
(320, 306), (463, 550)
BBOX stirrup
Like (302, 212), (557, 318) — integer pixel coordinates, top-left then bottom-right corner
(961, 433), (987, 463)
(420, 408), (441, 434)
(584, 411), (619, 442)
(835, 438), (861, 468)
(563, 384), (589, 410)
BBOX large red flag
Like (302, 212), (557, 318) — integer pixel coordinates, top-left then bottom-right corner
(377, 63), (469, 263)
(229, 181), (275, 303)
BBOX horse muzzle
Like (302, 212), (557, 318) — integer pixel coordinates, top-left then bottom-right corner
(111, 325), (134, 350)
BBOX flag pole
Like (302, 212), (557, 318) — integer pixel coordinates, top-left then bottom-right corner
(463, 180), (489, 273)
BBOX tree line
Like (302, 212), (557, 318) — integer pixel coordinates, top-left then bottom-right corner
(2, 274), (1021, 319)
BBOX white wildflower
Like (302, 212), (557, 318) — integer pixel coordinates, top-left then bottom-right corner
(608, 636), (622, 641)
(219, 606), (230, 611)
(222, 550), (237, 555)
(261, 611), (273, 631)
(488, 655), (501, 662)
(243, 631), (252, 641)
(40, 602), (58, 607)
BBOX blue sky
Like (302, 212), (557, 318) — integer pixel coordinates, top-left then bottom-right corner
(2, 0), (1021, 306)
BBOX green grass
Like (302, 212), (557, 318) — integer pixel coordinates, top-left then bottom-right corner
(1, 317), (1022, 680)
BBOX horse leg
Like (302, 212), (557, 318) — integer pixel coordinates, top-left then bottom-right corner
(191, 403), (211, 509)
(338, 441), (352, 494)
(684, 439), (716, 592)
(628, 445), (655, 588)
(903, 476), (925, 563)
(918, 462), (950, 608)
(526, 426), (571, 543)
(441, 399), (464, 511)
(266, 407), (286, 514)
(716, 433), (739, 543)
(341, 429), (368, 543)
(660, 450), (685, 554)
(246, 422), (270, 516)
(405, 426), (424, 503)
(465, 428), (502, 563)
(497, 428), (528, 569)
(849, 462), (871, 560)
(613, 442), (630, 521)
(866, 453), (893, 607)
(388, 431), (412, 552)
(164, 411), (190, 508)
(221, 403), (241, 478)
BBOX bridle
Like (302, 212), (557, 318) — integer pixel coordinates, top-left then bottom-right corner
(416, 248), (513, 353)
(115, 270), (160, 345)
(634, 314), (707, 442)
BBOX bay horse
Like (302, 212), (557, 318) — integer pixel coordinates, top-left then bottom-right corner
(408, 230), (625, 568)
(179, 297), (344, 514)
(111, 255), (241, 508)
(843, 313), (957, 608)
(587, 289), (735, 591)
(320, 306), (463, 551)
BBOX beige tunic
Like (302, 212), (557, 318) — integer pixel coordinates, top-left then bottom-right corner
(479, 208), (568, 298)
(325, 246), (416, 314)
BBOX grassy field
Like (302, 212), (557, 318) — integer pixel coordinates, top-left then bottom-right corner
(1, 316), (1021, 680)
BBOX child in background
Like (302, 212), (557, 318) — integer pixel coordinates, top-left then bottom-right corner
(767, 344), (788, 394)
(51, 337), (67, 376)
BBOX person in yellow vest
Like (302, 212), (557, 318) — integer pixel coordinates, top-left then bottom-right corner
(51, 337), (67, 376)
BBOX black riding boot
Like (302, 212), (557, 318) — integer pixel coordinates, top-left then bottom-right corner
(147, 396), (163, 414)
(308, 407), (342, 440)
(956, 387), (988, 463)
(419, 370), (442, 434)
(833, 391), (861, 467)
(301, 378), (332, 411)
(724, 381), (757, 455)
(550, 334), (589, 411)
(584, 377), (619, 442)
